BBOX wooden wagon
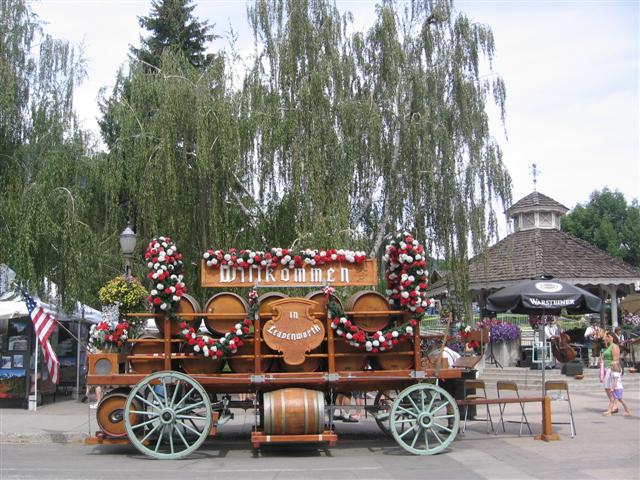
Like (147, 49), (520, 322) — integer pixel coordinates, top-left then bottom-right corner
(86, 241), (477, 459)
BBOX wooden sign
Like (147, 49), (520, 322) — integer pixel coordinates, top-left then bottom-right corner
(262, 298), (325, 366)
(201, 259), (377, 288)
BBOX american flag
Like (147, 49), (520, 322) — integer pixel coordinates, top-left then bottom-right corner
(22, 290), (60, 384)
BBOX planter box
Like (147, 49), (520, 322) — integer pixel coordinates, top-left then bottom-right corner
(487, 340), (520, 367)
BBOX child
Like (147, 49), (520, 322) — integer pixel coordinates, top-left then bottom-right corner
(609, 364), (631, 416)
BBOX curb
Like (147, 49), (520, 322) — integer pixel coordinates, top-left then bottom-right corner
(0, 432), (88, 445)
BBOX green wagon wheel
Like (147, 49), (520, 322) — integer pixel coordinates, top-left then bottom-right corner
(390, 383), (459, 455)
(124, 371), (212, 459)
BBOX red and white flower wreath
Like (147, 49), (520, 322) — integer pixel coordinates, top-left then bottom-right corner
(145, 237), (256, 360)
(326, 232), (429, 352)
(203, 247), (367, 269)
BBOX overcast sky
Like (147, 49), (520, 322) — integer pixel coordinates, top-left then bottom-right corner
(31, 0), (639, 228)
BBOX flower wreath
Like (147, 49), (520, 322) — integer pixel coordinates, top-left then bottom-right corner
(145, 236), (256, 360)
(89, 320), (129, 350)
(326, 232), (429, 352)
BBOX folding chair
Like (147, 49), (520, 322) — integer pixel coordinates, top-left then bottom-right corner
(462, 379), (494, 434)
(545, 380), (576, 438)
(496, 381), (533, 436)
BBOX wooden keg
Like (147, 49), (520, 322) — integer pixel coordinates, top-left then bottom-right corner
(203, 292), (249, 334)
(227, 338), (272, 373)
(180, 336), (224, 374)
(371, 338), (414, 370)
(257, 292), (288, 321)
(156, 294), (201, 338)
(96, 388), (141, 438)
(345, 291), (391, 332)
(333, 340), (368, 371)
(305, 290), (342, 320)
(129, 335), (175, 374)
(277, 346), (324, 372)
(263, 388), (325, 435)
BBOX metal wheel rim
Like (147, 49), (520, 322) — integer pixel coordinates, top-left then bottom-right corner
(390, 383), (459, 455)
(124, 371), (212, 459)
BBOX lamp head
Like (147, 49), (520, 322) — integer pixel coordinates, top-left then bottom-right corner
(119, 226), (137, 256)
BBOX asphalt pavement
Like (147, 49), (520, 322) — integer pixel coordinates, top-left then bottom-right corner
(1, 382), (638, 479)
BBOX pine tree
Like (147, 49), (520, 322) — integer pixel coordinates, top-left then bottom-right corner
(130, 0), (215, 70)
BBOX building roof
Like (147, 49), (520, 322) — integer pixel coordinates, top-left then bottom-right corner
(508, 191), (569, 216)
(427, 228), (640, 295)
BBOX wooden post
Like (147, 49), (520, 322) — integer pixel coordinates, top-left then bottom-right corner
(163, 314), (172, 371)
(412, 312), (421, 370)
(535, 396), (560, 441)
(254, 314), (262, 375)
(327, 313), (336, 373)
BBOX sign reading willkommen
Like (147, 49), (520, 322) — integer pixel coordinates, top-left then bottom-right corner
(201, 259), (377, 288)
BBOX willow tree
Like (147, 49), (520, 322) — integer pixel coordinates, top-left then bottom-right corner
(242, 0), (511, 318)
(0, 0), (105, 308)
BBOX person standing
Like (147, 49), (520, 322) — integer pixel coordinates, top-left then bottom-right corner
(544, 317), (561, 369)
(584, 319), (600, 368)
(608, 363), (631, 416)
(601, 331), (623, 415)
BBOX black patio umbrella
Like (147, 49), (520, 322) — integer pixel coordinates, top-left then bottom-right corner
(486, 277), (602, 315)
(486, 277), (602, 396)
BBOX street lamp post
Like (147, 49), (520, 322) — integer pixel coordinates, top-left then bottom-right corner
(119, 225), (137, 280)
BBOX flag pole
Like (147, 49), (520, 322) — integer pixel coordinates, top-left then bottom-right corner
(33, 333), (38, 412)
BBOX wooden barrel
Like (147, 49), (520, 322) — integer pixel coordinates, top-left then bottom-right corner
(263, 388), (325, 435)
(227, 338), (272, 373)
(96, 388), (141, 438)
(258, 292), (288, 320)
(305, 290), (342, 320)
(156, 294), (201, 338)
(333, 340), (368, 371)
(129, 335), (175, 374)
(345, 291), (391, 332)
(371, 338), (414, 370)
(180, 336), (224, 374)
(277, 346), (324, 372)
(203, 292), (249, 334)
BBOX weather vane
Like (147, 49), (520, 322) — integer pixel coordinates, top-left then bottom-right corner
(530, 163), (539, 191)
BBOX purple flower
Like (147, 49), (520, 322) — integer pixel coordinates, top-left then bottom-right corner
(487, 320), (520, 343)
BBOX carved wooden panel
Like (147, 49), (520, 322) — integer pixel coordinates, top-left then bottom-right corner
(262, 298), (325, 366)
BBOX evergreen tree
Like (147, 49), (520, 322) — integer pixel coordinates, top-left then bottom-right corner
(130, 0), (215, 69)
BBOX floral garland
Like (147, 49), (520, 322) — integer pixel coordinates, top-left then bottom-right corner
(325, 232), (429, 352)
(179, 290), (258, 358)
(145, 236), (186, 311)
(203, 247), (367, 269)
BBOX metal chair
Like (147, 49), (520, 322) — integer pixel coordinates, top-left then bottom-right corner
(496, 381), (533, 436)
(544, 380), (576, 438)
(462, 379), (494, 434)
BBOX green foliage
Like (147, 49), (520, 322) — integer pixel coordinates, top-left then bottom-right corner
(131, 0), (215, 69)
(0, 0), (106, 310)
(562, 188), (640, 267)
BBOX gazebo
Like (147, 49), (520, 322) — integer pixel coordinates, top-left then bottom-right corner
(427, 191), (640, 326)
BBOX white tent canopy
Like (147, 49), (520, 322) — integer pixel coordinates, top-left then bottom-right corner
(0, 265), (101, 323)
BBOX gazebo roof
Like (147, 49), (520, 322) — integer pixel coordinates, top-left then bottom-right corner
(427, 228), (640, 295)
(508, 191), (569, 216)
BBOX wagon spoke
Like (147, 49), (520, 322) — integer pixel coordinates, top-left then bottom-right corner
(175, 400), (204, 415)
(176, 419), (202, 437)
(169, 380), (181, 408)
(131, 417), (160, 430)
(173, 387), (195, 409)
(135, 394), (160, 411)
(423, 429), (430, 451)
(175, 421), (190, 449)
(140, 422), (161, 444)
(168, 426), (175, 454)
(399, 425), (417, 439)
(154, 426), (165, 453)
(406, 394), (420, 412)
(129, 409), (158, 417)
(176, 414), (208, 421)
(410, 428), (421, 449)
(431, 428), (445, 445)
(397, 406), (418, 418)
(434, 414), (455, 420)
(149, 385), (166, 408)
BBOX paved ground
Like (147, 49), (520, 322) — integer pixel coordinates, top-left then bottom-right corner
(1, 384), (638, 479)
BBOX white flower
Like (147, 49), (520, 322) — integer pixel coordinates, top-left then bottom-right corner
(224, 254), (231, 261)
(156, 283), (164, 290)
(392, 331), (399, 338)
(203, 252), (210, 259)
(372, 340), (380, 347)
(336, 329), (343, 336)
(401, 292), (410, 299)
(160, 303), (167, 310)
(151, 289), (158, 296)
(236, 329), (243, 336)
(346, 333), (353, 340)
(194, 345), (201, 352)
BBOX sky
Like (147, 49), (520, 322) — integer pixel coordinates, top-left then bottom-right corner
(30, 0), (640, 234)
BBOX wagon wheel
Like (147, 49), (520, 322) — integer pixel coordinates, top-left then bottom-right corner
(390, 383), (459, 455)
(124, 371), (212, 459)
(373, 390), (401, 437)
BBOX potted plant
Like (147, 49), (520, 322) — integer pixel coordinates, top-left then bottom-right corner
(98, 276), (149, 338)
(482, 319), (521, 367)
